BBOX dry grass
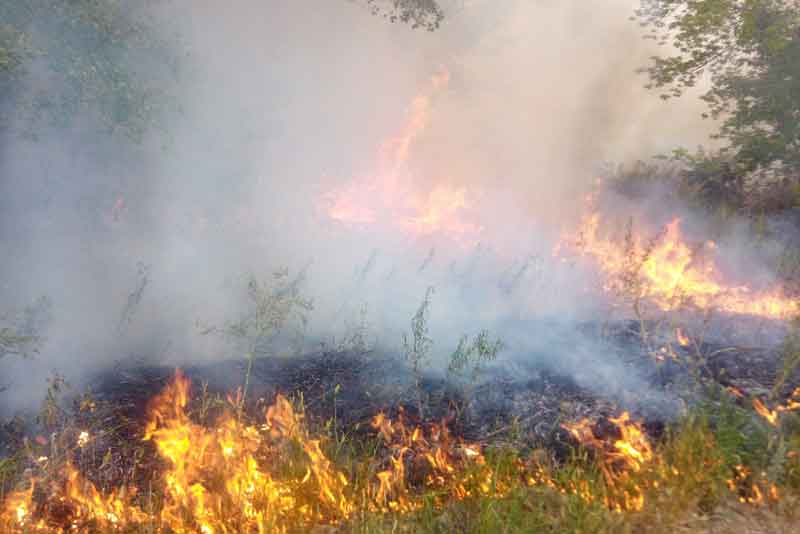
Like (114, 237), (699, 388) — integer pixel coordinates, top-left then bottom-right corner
(0, 374), (797, 533)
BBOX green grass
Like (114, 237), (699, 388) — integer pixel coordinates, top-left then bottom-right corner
(3, 384), (797, 533)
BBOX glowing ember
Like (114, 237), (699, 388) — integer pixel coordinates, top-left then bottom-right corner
(559, 194), (798, 320)
(675, 328), (690, 347)
(321, 69), (482, 244)
(727, 465), (780, 506)
(77, 431), (90, 448)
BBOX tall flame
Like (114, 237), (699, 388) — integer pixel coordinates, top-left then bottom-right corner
(3, 372), (355, 532)
(321, 68), (482, 244)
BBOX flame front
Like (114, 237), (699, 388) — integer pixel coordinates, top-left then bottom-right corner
(0, 373), (506, 532)
(2, 374), (790, 531)
(560, 194), (797, 320)
(2, 371), (354, 532)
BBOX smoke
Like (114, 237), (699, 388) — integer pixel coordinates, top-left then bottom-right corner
(0, 0), (720, 413)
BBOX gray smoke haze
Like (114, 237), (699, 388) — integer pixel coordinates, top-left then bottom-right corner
(0, 0), (724, 413)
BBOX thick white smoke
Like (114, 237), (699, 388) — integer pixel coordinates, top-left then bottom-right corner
(0, 0), (719, 413)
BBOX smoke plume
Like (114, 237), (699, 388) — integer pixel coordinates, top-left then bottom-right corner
(0, 0), (723, 413)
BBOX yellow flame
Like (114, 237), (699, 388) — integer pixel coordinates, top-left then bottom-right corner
(675, 328), (690, 347)
(753, 398), (779, 426)
(753, 389), (800, 426)
(4, 372), (789, 531)
(562, 411), (653, 511)
(559, 196), (797, 320)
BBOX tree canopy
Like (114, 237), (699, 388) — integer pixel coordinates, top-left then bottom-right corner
(637, 1), (800, 175)
(364, 0), (444, 31)
(0, 0), (179, 142)
(0, 1), (443, 143)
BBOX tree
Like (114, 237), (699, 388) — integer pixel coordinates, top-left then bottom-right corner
(0, 1), (179, 142)
(636, 1), (800, 174)
(363, 0), (444, 31)
(0, 298), (49, 392)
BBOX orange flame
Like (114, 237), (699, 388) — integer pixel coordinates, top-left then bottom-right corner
(322, 68), (482, 244)
(752, 388), (800, 426)
(675, 328), (690, 347)
(727, 386), (745, 398)
(561, 412), (653, 511)
(368, 409), (501, 512)
(560, 195), (797, 320)
(3, 373), (790, 531)
(2, 371), (355, 532)
(1, 372), (515, 532)
(727, 465), (780, 506)
(752, 398), (779, 426)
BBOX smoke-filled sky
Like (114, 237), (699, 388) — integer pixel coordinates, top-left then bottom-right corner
(0, 0), (723, 412)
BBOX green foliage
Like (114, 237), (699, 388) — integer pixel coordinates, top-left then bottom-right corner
(364, 0), (444, 31)
(604, 159), (683, 198)
(0, 0), (179, 141)
(785, 413), (800, 489)
(637, 1), (800, 174)
(702, 393), (770, 470)
(0, 328), (35, 361)
(205, 269), (314, 356)
(0, 297), (49, 368)
(201, 269), (313, 415)
(336, 303), (374, 355)
(774, 318), (800, 395)
(680, 150), (748, 211)
(0, 24), (30, 75)
(0, 456), (21, 494)
(448, 330), (504, 385)
(37, 374), (69, 432)
(403, 286), (435, 416)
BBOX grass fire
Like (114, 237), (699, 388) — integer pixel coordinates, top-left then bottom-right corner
(3, 367), (799, 532)
(3, 1), (800, 533)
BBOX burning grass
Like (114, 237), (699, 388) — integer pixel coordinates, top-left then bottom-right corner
(4, 188), (800, 531)
(557, 189), (799, 321)
(1, 369), (799, 533)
